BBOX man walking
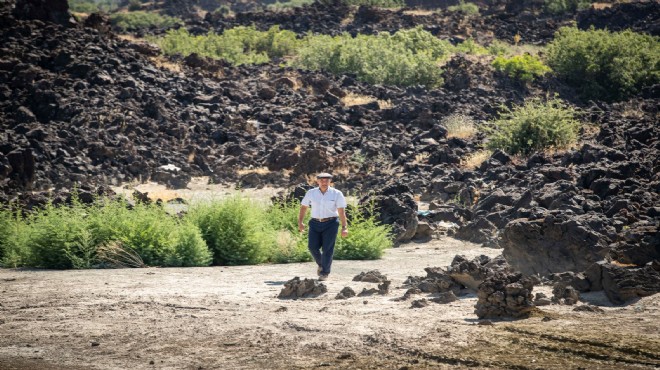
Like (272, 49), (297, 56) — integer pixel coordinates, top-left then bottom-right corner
(298, 173), (348, 281)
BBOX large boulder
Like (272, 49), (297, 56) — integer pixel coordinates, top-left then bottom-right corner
(588, 261), (660, 305)
(500, 212), (611, 275)
(359, 183), (418, 245)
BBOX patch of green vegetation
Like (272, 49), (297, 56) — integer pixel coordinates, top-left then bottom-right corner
(486, 98), (581, 156)
(1, 193), (394, 269)
(293, 27), (451, 87)
(544, 0), (591, 15)
(109, 11), (182, 31)
(334, 204), (393, 260)
(492, 54), (551, 83)
(453, 38), (488, 54)
(68, 0), (120, 13)
(545, 27), (660, 101)
(330, 0), (404, 7)
(154, 26), (299, 65)
(447, 0), (480, 15)
(267, 0), (315, 11)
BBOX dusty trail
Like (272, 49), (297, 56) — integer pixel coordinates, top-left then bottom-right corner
(1, 238), (658, 370)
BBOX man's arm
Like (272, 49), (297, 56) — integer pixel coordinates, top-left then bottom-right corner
(338, 208), (348, 237)
(298, 205), (308, 233)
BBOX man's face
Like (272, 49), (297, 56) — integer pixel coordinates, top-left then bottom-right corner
(317, 177), (331, 187)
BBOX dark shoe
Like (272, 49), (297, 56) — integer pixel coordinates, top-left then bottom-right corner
(317, 265), (322, 276)
(319, 274), (329, 281)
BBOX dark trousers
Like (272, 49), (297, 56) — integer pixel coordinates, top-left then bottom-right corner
(308, 218), (339, 275)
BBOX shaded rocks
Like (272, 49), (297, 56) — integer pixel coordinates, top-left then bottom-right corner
(359, 183), (418, 245)
(353, 270), (388, 283)
(501, 212), (610, 275)
(335, 287), (356, 300)
(447, 254), (510, 290)
(573, 305), (604, 313)
(278, 277), (327, 299)
(13, 0), (75, 26)
(552, 285), (580, 305)
(533, 292), (552, 306)
(410, 299), (429, 309)
(357, 280), (391, 297)
(598, 261), (660, 305)
(430, 291), (458, 304)
(403, 267), (461, 295)
(475, 272), (536, 319)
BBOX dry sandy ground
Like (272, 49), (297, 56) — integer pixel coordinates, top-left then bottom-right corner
(1, 238), (658, 370)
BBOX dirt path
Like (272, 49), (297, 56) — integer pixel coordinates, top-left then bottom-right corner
(1, 238), (658, 370)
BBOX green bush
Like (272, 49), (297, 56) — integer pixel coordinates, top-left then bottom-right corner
(69, 0), (120, 13)
(171, 222), (213, 267)
(453, 38), (488, 54)
(486, 98), (581, 156)
(266, 200), (311, 263)
(294, 27), (450, 87)
(188, 197), (274, 265)
(341, 0), (404, 7)
(492, 54), (551, 83)
(335, 204), (393, 260)
(25, 200), (93, 269)
(88, 199), (207, 267)
(545, 27), (660, 101)
(110, 11), (182, 31)
(544, 0), (590, 14)
(0, 208), (32, 268)
(155, 26), (299, 66)
(0, 197), (212, 269)
(447, 0), (480, 15)
(267, 0), (315, 11)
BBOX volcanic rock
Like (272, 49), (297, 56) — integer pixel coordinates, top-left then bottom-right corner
(278, 277), (327, 299)
(353, 270), (388, 283)
(475, 272), (536, 319)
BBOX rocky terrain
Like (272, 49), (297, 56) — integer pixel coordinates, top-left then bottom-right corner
(1, 0), (659, 367)
(1, 0), (659, 305)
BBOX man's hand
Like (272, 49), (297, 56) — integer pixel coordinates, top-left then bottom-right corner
(298, 222), (305, 234)
(341, 227), (348, 238)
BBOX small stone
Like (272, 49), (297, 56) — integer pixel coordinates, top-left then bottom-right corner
(90, 341), (100, 347)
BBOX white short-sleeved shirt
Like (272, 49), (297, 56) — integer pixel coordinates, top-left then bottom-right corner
(301, 187), (347, 219)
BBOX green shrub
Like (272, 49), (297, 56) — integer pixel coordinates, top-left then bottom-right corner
(545, 27), (660, 101)
(188, 197), (274, 265)
(334, 204), (393, 260)
(492, 54), (551, 83)
(294, 27), (450, 87)
(544, 0), (590, 15)
(69, 0), (120, 13)
(0, 208), (32, 268)
(453, 38), (488, 54)
(487, 39), (511, 56)
(26, 200), (92, 269)
(87, 199), (192, 267)
(267, 0), (315, 11)
(447, 0), (480, 15)
(341, 0), (404, 7)
(171, 222), (213, 267)
(110, 11), (181, 31)
(486, 98), (581, 156)
(154, 26), (299, 66)
(266, 200), (311, 263)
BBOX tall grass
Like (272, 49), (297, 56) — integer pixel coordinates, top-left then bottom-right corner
(1, 195), (393, 269)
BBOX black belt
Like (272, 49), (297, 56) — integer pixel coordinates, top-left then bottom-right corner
(312, 217), (337, 222)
